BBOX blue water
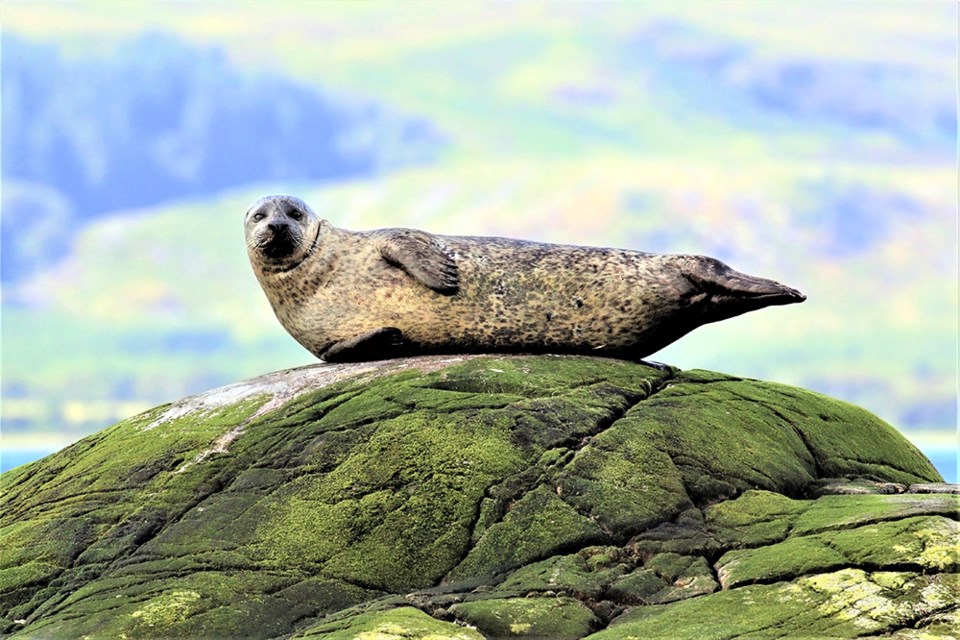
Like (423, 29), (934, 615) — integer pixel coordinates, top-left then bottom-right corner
(1, 448), (59, 474)
(2, 445), (958, 482)
(925, 449), (957, 484)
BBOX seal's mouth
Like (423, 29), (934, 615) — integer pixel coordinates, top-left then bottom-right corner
(259, 227), (298, 260)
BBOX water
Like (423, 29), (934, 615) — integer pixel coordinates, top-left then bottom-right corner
(925, 448), (957, 484)
(1, 448), (59, 474)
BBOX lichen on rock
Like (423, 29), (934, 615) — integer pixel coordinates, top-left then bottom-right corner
(0, 355), (954, 639)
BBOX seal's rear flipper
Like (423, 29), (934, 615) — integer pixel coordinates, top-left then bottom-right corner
(322, 327), (405, 362)
(713, 271), (806, 307)
(683, 256), (805, 321)
(380, 230), (460, 295)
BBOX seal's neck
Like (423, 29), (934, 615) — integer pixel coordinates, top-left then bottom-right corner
(255, 223), (341, 305)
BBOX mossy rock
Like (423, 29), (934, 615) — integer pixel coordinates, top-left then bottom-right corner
(1, 355), (954, 639)
(294, 606), (484, 639)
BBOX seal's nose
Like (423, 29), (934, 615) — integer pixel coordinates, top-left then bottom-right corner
(268, 221), (288, 234)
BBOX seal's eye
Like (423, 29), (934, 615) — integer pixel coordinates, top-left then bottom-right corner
(289, 210), (303, 221)
(251, 212), (266, 222)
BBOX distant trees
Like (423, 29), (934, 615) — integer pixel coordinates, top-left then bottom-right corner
(1, 33), (444, 282)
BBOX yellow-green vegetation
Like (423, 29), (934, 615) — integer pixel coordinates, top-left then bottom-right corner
(129, 590), (202, 633)
(451, 597), (597, 640)
(447, 485), (607, 583)
(0, 355), (954, 638)
(591, 571), (960, 640)
(294, 606), (484, 639)
(716, 515), (959, 588)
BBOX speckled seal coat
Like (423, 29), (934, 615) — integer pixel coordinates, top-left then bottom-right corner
(245, 195), (805, 362)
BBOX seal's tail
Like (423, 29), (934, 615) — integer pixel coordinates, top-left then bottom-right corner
(711, 268), (806, 306)
(682, 256), (805, 321)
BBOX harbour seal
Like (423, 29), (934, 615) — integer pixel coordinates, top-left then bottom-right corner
(244, 195), (805, 362)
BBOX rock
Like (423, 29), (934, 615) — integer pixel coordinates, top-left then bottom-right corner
(0, 355), (955, 639)
(590, 569), (959, 639)
(296, 606), (484, 639)
(450, 597), (597, 640)
(910, 483), (960, 495)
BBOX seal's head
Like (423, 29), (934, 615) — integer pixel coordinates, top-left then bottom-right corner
(244, 195), (322, 272)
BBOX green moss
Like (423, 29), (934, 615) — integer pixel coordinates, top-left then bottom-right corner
(765, 383), (944, 484)
(712, 493), (960, 588)
(314, 384), (418, 428)
(129, 589), (203, 633)
(471, 497), (501, 545)
(295, 606), (484, 639)
(257, 408), (527, 591)
(0, 561), (61, 615)
(256, 383), (365, 429)
(705, 490), (960, 557)
(881, 608), (960, 640)
(630, 372), (942, 505)
(2, 394), (265, 512)
(555, 423), (691, 536)
(1, 355), (950, 638)
(585, 551), (615, 571)
(448, 485), (607, 582)
(606, 554), (718, 605)
(451, 597), (597, 639)
(789, 493), (960, 536)
(628, 507), (722, 558)
(626, 387), (806, 501)
(590, 570), (960, 640)
(248, 357), (673, 593)
(413, 356), (670, 400)
(643, 552), (693, 578)
(14, 572), (376, 639)
(0, 397), (273, 627)
(717, 535), (847, 589)
(825, 515), (959, 569)
(498, 547), (625, 600)
(605, 568), (667, 605)
(705, 490), (809, 546)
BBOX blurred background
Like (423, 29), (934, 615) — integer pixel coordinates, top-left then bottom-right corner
(1, 1), (956, 481)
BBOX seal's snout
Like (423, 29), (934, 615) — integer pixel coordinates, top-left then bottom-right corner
(268, 221), (290, 235)
(258, 219), (300, 260)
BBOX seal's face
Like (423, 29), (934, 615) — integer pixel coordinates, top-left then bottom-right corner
(244, 195), (321, 271)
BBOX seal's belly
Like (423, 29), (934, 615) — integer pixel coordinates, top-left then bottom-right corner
(272, 234), (693, 360)
(317, 245), (678, 355)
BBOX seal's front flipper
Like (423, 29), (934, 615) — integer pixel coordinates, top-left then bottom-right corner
(380, 230), (459, 295)
(322, 327), (405, 362)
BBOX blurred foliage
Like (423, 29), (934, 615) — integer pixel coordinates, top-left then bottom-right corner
(0, 1), (956, 478)
(1, 32), (442, 281)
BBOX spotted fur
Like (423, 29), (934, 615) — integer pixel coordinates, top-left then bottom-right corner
(245, 195), (805, 362)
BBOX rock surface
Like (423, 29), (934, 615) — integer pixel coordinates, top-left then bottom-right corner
(0, 355), (955, 639)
